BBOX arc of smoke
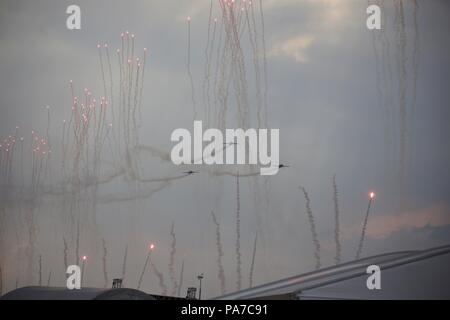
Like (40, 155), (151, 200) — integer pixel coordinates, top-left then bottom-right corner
(332, 175), (341, 265)
(211, 211), (226, 294)
(168, 221), (178, 296)
(299, 187), (321, 270)
(98, 181), (170, 203)
(102, 238), (109, 288)
(249, 232), (257, 288)
(151, 261), (168, 296)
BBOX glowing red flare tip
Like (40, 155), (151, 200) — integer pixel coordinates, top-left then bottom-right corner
(82, 255), (87, 261)
(149, 244), (155, 251)
(369, 192), (375, 199)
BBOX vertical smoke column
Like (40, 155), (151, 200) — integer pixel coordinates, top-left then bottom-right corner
(177, 259), (185, 297)
(102, 238), (108, 288)
(249, 232), (257, 288)
(332, 175), (341, 265)
(137, 243), (154, 290)
(47, 270), (52, 286)
(168, 221), (178, 296)
(394, 0), (408, 186)
(300, 187), (321, 270)
(355, 192), (376, 260)
(63, 237), (68, 273)
(235, 172), (242, 290)
(38, 255), (42, 286)
(186, 16), (197, 120)
(75, 220), (80, 266)
(211, 211), (226, 294)
(151, 261), (168, 296)
(121, 244), (128, 284)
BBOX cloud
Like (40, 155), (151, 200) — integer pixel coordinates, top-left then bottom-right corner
(343, 204), (450, 240)
(269, 35), (315, 63)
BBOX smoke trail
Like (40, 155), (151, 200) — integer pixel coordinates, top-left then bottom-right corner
(355, 198), (373, 260)
(38, 254), (42, 286)
(102, 238), (108, 288)
(121, 244), (128, 284)
(300, 187), (321, 270)
(249, 232), (257, 288)
(332, 175), (341, 265)
(187, 17), (197, 120)
(63, 237), (68, 272)
(47, 270), (52, 286)
(409, 0), (420, 172)
(151, 261), (167, 296)
(75, 219), (80, 265)
(394, 0), (408, 186)
(98, 44), (108, 101)
(259, 0), (269, 127)
(235, 172), (242, 290)
(133, 145), (171, 162)
(137, 250), (151, 290)
(211, 211), (226, 294)
(98, 181), (170, 203)
(168, 221), (178, 296)
(177, 259), (185, 297)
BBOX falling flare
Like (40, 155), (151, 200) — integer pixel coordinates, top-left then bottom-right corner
(137, 243), (154, 290)
(355, 192), (376, 260)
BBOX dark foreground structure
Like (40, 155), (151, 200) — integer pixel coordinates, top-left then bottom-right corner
(1, 287), (154, 300)
(2, 244), (449, 300)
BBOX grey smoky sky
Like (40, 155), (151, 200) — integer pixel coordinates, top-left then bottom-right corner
(0, 0), (449, 298)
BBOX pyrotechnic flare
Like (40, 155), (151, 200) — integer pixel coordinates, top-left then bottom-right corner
(81, 255), (87, 287)
(355, 192), (376, 260)
(300, 187), (321, 270)
(137, 243), (154, 290)
(211, 211), (226, 294)
(332, 175), (341, 265)
(249, 232), (257, 288)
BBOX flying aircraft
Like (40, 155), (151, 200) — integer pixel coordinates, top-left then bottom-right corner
(183, 170), (198, 175)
